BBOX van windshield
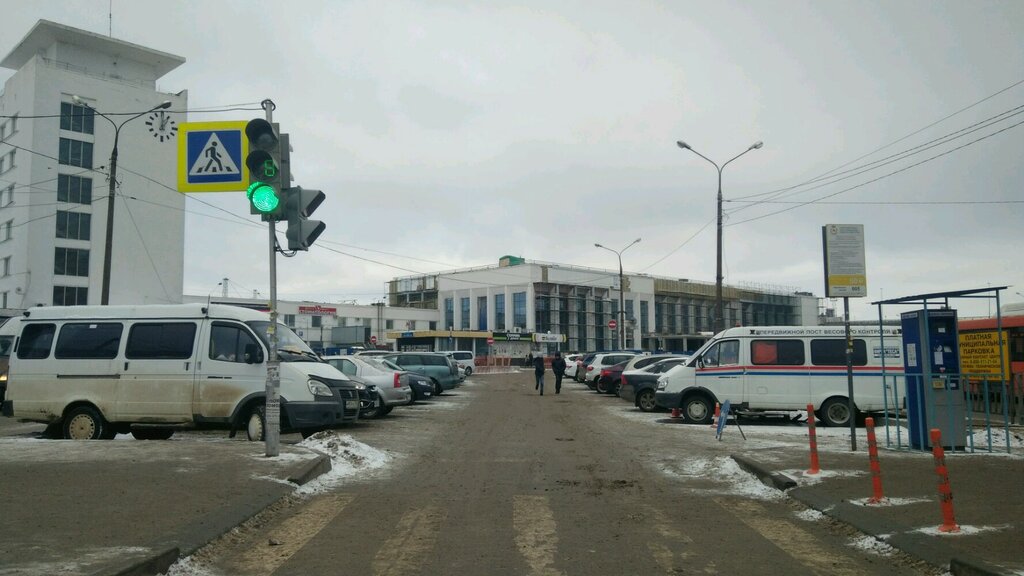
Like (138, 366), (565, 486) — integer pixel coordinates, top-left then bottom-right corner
(246, 321), (321, 363)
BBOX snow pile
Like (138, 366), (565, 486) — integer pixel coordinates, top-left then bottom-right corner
(848, 535), (895, 556)
(849, 496), (931, 507)
(794, 508), (825, 522)
(967, 427), (1024, 452)
(780, 468), (867, 486)
(665, 456), (784, 501)
(295, 432), (393, 495)
(914, 524), (1006, 537)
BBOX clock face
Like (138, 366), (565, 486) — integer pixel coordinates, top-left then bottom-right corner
(146, 110), (177, 143)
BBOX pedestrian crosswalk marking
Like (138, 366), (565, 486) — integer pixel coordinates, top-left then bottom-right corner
(514, 495), (565, 576)
(372, 506), (446, 576)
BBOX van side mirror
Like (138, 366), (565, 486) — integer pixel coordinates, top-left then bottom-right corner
(244, 343), (264, 364)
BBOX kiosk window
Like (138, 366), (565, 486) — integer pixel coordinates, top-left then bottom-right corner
(55, 323), (123, 359)
(810, 339), (868, 366)
(17, 324), (56, 359)
(751, 340), (805, 365)
(126, 323), (197, 359)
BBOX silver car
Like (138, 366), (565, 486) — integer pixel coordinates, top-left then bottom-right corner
(322, 355), (413, 416)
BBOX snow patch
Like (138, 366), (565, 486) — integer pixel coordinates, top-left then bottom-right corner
(794, 508), (825, 522)
(662, 456), (784, 501)
(164, 556), (222, 576)
(294, 432), (393, 495)
(967, 427), (1024, 452)
(849, 496), (931, 507)
(849, 535), (895, 556)
(781, 468), (867, 486)
(914, 524), (1006, 536)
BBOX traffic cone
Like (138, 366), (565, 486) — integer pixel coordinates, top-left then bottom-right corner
(671, 407), (681, 419)
(710, 402), (721, 428)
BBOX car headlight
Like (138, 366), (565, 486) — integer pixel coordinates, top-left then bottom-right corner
(307, 379), (332, 397)
(656, 379), (666, 390)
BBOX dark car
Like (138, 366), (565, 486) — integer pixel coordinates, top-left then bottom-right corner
(382, 352), (460, 395)
(595, 360), (630, 394)
(375, 357), (433, 402)
(620, 357), (690, 411)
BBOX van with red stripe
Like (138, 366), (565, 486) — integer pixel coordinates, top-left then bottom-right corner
(654, 326), (904, 427)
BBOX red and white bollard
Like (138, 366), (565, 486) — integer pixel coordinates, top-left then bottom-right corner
(865, 417), (885, 504)
(709, 402), (721, 429)
(671, 407), (681, 419)
(930, 429), (961, 533)
(806, 403), (820, 475)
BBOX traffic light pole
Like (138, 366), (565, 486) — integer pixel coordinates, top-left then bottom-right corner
(262, 98), (281, 458)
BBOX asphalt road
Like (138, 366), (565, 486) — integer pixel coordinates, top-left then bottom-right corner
(169, 372), (943, 576)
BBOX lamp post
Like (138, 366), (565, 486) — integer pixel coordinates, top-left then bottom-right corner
(72, 96), (172, 305)
(595, 238), (641, 350)
(676, 140), (763, 333)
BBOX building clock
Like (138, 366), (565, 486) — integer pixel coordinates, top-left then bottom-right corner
(146, 110), (177, 142)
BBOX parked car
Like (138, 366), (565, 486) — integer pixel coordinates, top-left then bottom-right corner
(595, 360), (630, 394)
(583, 352), (637, 388)
(354, 350), (393, 357)
(372, 358), (433, 402)
(620, 356), (690, 411)
(0, 317), (18, 407)
(446, 351), (476, 376)
(563, 353), (582, 380)
(322, 355), (413, 417)
(382, 352), (460, 395)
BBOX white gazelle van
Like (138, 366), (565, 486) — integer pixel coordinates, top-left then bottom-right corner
(654, 325), (904, 427)
(1, 304), (362, 440)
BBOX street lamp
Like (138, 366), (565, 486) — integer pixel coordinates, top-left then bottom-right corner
(72, 96), (172, 305)
(676, 140), (763, 333)
(595, 238), (641, 350)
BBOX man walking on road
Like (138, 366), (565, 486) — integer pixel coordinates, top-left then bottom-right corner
(533, 353), (546, 395)
(551, 352), (566, 394)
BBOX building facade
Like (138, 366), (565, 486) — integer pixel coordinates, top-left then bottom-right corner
(389, 257), (819, 356)
(0, 20), (187, 308)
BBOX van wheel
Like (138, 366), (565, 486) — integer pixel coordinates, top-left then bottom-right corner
(131, 428), (175, 440)
(820, 397), (855, 427)
(682, 395), (714, 425)
(246, 405), (266, 441)
(63, 406), (111, 440)
(637, 390), (657, 412)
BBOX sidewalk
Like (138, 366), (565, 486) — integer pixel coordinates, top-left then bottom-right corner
(0, 436), (330, 576)
(733, 436), (1024, 575)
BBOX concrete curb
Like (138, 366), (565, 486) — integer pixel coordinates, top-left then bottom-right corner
(730, 454), (797, 490)
(288, 452), (332, 486)
(949, 556), (1014, 576)
(91, 547), (179, 576)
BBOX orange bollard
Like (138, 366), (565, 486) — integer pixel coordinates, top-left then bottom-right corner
(930, 429), (960, 533)
(710, 402), (721, 428)
(865, 417), (885, 504)
(671, 407), (681, 419)
(806, 403), (820, 475)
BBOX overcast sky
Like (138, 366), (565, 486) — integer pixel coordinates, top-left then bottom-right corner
(3, 0), (1022, 321)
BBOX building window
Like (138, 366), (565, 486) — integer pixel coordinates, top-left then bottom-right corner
(494, 294), (505, 330)
(283, 314), (295, 327)
(535, 296), (550, 333)
(1, 291), (7, 308)
(429, 321), (437, 331)
(54, 247), (89, 276)
(0, 115), (16, 141)
(444, 297), (454, 330)
(1, 184), (13, 207)
(386, 319), (394, 329)
(460, 297), (470, 330)
(477, 296), (487, 331)
(513, 292), (526, 329)
(53, 286), (88, 305)
(2, 255), (10, 277)
(60, 102), (95, 134)
(0, 149), (14, 174)
(57, 175), (93, 204)
(58, 138), (93, 169)
(2, 220), (11, 241)
(640, 300), (649, 334)
(56, 210), (91, 240)
(311, 315), (322, 328)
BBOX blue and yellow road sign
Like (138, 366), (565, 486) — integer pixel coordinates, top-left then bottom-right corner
(177, 121), (249, 192)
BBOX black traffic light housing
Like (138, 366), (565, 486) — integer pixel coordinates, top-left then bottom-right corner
(244, 119), (289, 220)
(284, 187), (326, 251)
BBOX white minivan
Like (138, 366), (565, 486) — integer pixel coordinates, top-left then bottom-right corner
(654, 326), (904, 427)
(1, 304), (362, 440)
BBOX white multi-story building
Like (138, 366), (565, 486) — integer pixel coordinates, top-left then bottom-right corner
(0, 20), (187, 308)
(389, 256), (820, 356)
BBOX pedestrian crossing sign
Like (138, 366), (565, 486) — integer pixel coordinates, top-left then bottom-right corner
(177, 121), (249, 192)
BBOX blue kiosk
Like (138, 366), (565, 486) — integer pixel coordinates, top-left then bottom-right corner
(900, 308), (967, 449)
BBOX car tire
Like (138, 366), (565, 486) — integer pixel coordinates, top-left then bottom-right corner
(595, 379), (609, 394)
(131, 428), (175, 440)
(246, 404), (266, 442)
(433, 379), (443, 396)
(381, 405), (394, 416)
(63, 405), (112, 440)
(464, 367), (473, 376)
(682, 395), (714, 425)
(819, 397), (855, 427)
(637, 390), (657, 412)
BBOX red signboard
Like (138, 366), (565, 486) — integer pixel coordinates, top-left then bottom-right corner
(370, 335), (378, 344)
(608, 319), (617, 330)
(298, 305), (337, 315)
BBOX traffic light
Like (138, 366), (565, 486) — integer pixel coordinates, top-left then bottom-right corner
(284, 187), (326, 251)
(245, 119), (289, 219)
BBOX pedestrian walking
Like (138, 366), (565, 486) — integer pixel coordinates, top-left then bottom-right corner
(533, 353), (546, 395)
(552, 351), (566, 394)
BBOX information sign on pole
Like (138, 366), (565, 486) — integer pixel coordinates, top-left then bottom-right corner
(822, 224), (867, 298)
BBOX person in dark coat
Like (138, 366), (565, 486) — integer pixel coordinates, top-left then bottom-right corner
(533, 353), (546, 395)
(551, 351), (567, 394)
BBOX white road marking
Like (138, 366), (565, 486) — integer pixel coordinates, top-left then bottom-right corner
(514, 495), (565, 576)
(372, 505), (447, 576)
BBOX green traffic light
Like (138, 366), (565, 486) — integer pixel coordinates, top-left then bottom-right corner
(247, 181), (279, 213)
